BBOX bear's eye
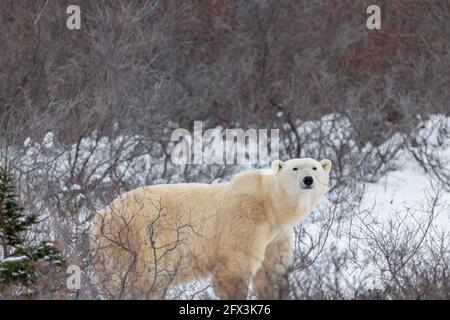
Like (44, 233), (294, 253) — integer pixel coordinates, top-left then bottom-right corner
(293, 167), (298, 171)
(312, 167), (317, 171)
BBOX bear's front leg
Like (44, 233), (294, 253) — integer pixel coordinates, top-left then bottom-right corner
(211, 249), (265, 300)
(252, 232), (293, 300)
(211, 267), (251, 300)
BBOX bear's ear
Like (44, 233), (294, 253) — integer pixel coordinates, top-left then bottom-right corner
(320, 159), (332, 174)
(271, 160), (284, 174)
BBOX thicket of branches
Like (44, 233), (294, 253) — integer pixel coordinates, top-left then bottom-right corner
(0, 0), (449, 299)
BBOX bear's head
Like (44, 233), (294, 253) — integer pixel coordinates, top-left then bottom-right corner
(271, 158), (332, 194)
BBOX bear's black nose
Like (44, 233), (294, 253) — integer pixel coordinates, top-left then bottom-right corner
(303, 176), (314, 186)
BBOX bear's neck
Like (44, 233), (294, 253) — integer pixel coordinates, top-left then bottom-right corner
(262, 175), (312, 228)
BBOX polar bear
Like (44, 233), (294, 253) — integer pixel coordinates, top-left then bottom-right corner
(91, 158), (331, 299)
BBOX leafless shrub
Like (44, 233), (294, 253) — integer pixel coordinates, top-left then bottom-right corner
(1, 0), (449, 300)
(288, 181), (450, 300)
(407, 115), (450, 191)
(90, 198), (179, 299)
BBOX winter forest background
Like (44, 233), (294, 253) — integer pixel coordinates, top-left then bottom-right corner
(0, 0), (449, 299)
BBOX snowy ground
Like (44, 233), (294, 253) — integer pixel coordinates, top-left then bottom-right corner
(365, 159), (449, 225)
(363, 114), (449, 225)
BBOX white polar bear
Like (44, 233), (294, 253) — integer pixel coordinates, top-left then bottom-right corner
(91, 158), (332, 299)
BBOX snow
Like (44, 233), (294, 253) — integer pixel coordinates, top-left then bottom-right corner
(1, 256), (28, 263)
(364, 159), (449, 222)
(42, 132), (55, 149)
(363, 114), (450, 224)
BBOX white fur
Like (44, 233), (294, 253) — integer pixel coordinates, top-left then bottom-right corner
(91, 158), (332, 299)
